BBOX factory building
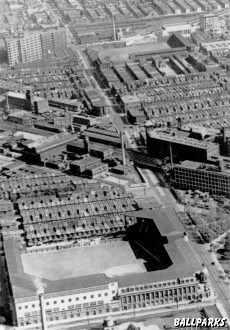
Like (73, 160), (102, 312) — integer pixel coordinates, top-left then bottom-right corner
(84, 127), (122, 148)
(173, 160), (230, 197)
(22, 132), (78, 164)
(86, 163), (109, 179)
(160, 23), (196, 37)
(147, 129), (219, 163)
(69, 156), (101, 174)
(6, 89), (49, 114)
(67, 140), (114, 160)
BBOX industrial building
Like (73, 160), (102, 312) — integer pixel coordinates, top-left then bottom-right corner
(22, 132), (78, 164)
(69, 156), (102, 174)
(146, 128), (219, 163)
(6, 89), (49, 114)
(160, 23), (197, 37)
(84, 127), (122, 148)
(173, 159), (230, 197)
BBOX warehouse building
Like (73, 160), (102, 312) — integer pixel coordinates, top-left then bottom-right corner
(22, 132), (78, 164)
(173, 159), (230, 197)
(84, 127), (122, 148)
(147, 128), (219, 162)
(69, 156), (101, 174)
(6, 89), (49, 114)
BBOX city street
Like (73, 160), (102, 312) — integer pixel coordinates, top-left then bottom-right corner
(45, 20), (230, 324)
(189, 241), (230, 323)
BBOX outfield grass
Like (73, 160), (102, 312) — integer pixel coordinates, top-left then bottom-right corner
(22, 242), (144, 280)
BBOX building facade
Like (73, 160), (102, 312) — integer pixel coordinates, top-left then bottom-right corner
(19, 33), (43, 64)
(41, 28), (67, 57)
(173, 161), (230, 197)
(6, 90), (49, 114)
(146, 129), (219, 163)
(5, 28), (67, 66)
(200, 14), (221, 32)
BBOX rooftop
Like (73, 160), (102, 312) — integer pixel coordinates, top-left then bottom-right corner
(95, 42), (171, 62)
(71, 156), (99, 166)
(26, 132), (78, 152)
(148, 130), (217, 149)
(178, 160), (230, 175)
(7, 91), (45, 102)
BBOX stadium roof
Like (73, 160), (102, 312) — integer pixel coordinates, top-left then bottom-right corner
(4, 207), (201, 300)
(128, 207), (184, 237)
(116, 238), (201, 288)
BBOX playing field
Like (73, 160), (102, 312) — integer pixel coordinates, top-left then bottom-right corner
(21, 242), (145, 281)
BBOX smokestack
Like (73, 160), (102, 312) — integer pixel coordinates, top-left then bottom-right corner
(39, 293), (48, 330)
(84, 136), (90, 153)
(112, 13), (116, 41)
(70, 114), (74, 133)
(223, 127), (226, 143)
(120, 132), (126, 166)
(26, 88), (34, 112)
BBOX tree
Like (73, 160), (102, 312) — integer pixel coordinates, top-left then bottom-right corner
(0, 316), (6, 324)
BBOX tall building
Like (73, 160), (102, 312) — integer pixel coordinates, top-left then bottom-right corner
(146, 128), (219, 163)
(5, 28), (67, 66)
(19, 32), (43, 64)
(200, 14), (221, 32)
(5, 38), (20, 67)
(41, 28), (67, 57)
(173, 160), (230, 197)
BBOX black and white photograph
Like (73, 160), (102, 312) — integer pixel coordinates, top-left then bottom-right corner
(0, 0), (230, 329)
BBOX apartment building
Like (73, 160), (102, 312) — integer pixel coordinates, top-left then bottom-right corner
(5, 38), (20, 67)
(5, 28), (67, 66)
(41, 28), (67, 57)
(20, 33), (43, 64)
(200, 14), (221, 32)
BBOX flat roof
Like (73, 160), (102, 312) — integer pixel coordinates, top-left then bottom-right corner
(179, 160), (201, 169)
(148, 130), (216, 149)
(121, 94), (141, 104)
(7, 91), (45, 102)
(27, 133), (78, 152)
(71, 156), (99, 166)
(85, 127), (120, 138)
(128, 208), (184, 237)
(177, 160), (230, 176)
(96, 42), (171, 62)
(117, 238), (201, 288)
